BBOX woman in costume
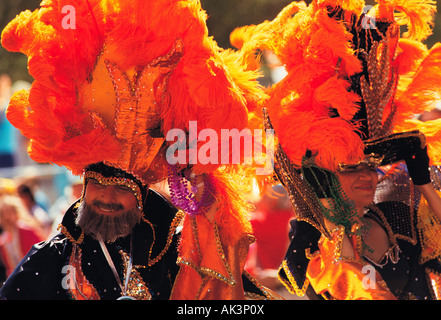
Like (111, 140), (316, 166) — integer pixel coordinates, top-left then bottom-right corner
(233, 0), (441, 299)
(0, 0), (275, 300)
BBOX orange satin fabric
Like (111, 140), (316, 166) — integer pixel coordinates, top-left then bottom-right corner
(306, 227), (397, 300)
(170, 214), (251, 300)
(68, 245), (101, 300)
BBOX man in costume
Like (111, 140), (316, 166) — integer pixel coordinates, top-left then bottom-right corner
(1, 163), (183, 299)
(0, 0), (275, 300)
(233, 0), (441, 299)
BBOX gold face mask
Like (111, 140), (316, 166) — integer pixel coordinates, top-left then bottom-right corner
(338, 154), (385, 173)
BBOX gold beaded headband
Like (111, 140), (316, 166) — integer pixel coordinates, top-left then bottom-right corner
(338, 153), (385, 173)
(82, 170), (144, 211)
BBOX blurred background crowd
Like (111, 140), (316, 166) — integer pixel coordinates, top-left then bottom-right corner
(0, 0), (440, 299)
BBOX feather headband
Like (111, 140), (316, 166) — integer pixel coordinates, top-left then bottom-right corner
(1, 0), (263, 184)
(233, 0), (441, 172)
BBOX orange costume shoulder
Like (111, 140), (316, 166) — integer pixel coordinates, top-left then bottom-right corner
(306, 226), (396, 300)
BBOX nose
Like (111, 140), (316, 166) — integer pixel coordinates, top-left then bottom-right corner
(359, 170), (372, 178)
(358, 168), (377, 183)
(99, 185), (119, 201)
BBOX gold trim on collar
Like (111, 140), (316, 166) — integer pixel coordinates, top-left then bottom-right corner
(176, 218), (237, 286)
(278, 259), (309, 297)
(58, 224), (85, 245)
(141, 210), (184, 267)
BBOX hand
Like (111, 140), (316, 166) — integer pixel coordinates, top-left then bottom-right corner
(404, 146), (431, 186)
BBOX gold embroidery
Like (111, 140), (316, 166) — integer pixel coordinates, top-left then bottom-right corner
(360, 26), (400, 140)
(82, 171), (144, 211)
(120, 251), (152, 300)
(58, 224), (85, 245)
(177, 219), (237, 286)
(426, 268), (441, 300)
(278, 259), (309, 297)
(81, 38), (183, 185)
(142, 210), (184, 267)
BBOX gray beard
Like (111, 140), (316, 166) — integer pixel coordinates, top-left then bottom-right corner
(75, 201), (142, 243)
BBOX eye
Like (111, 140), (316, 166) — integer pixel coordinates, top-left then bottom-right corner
(88, 178), (104, 188)
(116, 185), (133, 193)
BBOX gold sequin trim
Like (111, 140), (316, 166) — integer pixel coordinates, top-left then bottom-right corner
(83, 171), (144, 211)
(327, 225), (368, 265)
(177, 219), (237, 286)
(332, 225), (345, 261)
(58, 224), (85, 245)
(305, 247), (319, 260)
(278, 259), (309, 297)
(243, 270), (279, 300)
(143, 210), (184, 267)
(120, 251), (152, 300)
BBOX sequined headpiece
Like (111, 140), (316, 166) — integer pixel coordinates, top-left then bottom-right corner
(83, 162), (145, 211)
(233, 0), (440, 171)
(1, 0), (261, 185)
(233, 0), (441, 234)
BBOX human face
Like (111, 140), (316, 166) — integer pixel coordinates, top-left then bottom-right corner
(0, 205), (19, 228)
(83, 178), (138, 217)
(336, 167), (378, 212)
(75, 200), (141, 243)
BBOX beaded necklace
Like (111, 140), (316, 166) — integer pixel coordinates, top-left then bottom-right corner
(167, 164), (215, 216)
(301, 161), (374, 253)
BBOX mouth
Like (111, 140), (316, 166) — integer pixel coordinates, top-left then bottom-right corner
(92, 201), (124, 215)
(97, 207), (118, 213)
(355, 185), (374, 192)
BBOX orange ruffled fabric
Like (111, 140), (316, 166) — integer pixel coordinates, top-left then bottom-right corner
(307, 226), (396, 300)
(171, 215), (251, 300)
(171, 174), (255, 300)
(231, 0), (441, 171)
(1, 0), (263, 180)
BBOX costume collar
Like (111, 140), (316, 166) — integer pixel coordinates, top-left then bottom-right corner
(59, 189), (183, 267)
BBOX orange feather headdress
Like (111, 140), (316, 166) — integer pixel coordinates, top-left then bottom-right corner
(233, 1), (441, 299)
(231, 0), (441, 237)
(1, 0), (262, 185)
(232, 0), (441, 173)
(2, 2), (265, 299)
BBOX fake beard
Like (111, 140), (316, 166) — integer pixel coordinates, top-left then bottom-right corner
(75, 200), (142, 243)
